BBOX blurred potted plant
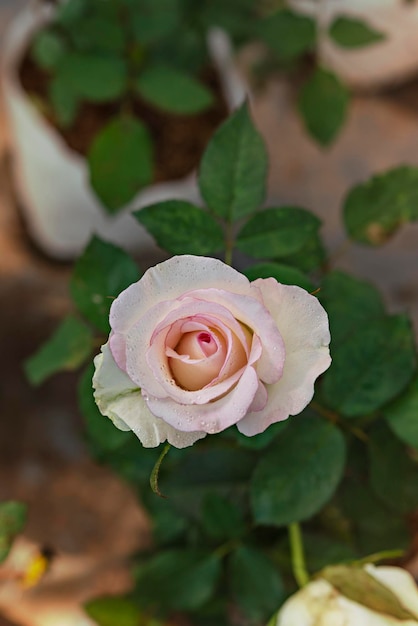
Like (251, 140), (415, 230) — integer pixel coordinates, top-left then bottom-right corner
(2, 0), (251, 259)
(288, 0), (418, 91)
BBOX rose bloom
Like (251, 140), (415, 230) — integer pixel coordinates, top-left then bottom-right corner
(276, 565), (418, 626)
(93, 255), (331, 448)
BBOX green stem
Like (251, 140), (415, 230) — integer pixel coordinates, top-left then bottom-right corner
(150, 443), (171, 498)
(288, 522), (309, 588)
(352, 549), (405, 567)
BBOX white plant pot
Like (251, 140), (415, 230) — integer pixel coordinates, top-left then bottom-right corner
(1, 4), (246, 260)
(289, 0), (418, 90)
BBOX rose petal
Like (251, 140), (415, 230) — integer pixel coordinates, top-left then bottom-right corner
(237, 280), (331, 436)
(126, 299), (257, 404)
(186, 288), (285, 384)
(93, 343), (206, 448)
(146, 364), (260, 433)
(109, 255), (253, 336)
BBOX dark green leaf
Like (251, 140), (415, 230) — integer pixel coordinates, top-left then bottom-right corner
(134, 200), (224, 255)
(56, 53), (127, 102)
(343, 166), (418, 245)
(228, 546), (285, 622)
(31, 30), (66, 70)
(236, 206), (321, 258)
(244, 262), (315, 292)
(71, 17), (125, 53)
(0, 501), (27, 563)
(132, 0), (180, 44)
(136, 65), (213, 114)
(70, 236), (140, 333)
(135, 550), (221, 612)
(88, 116), (153, 212)
(322, 315), (416, 417)
(84, 596), (142, 626)
(385, 375), (418, 451)
(161, 446), (255, 517)
(199, 103), (268, 221)
(319, 271), (385, 347)
(338, 480), (409, 554)
(299, 68), (349, 146)
(303, 533), (356, 571)
(251, 415), (346, 526)
(49, 74), (79, 127)
(223, 420), (288, 450)
(201, 493), (246, 541)
(55, 0), (87, 25)
(24, 316), (93, 386)
(258, 9), (316, 61)
(278, 230), (326, 272)
(369, 423), (418, 514)
(329, 17), (385, 49)
(78, 364), (132, 454)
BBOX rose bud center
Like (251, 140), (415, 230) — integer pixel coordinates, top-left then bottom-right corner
(168, 326), (248, 392)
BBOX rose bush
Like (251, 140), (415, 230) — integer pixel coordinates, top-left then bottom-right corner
(276, 565), (418, 626)
(92, 255), (331, 448)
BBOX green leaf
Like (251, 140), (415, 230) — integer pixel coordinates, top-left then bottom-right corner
(0, 501), (27, 563)
(24, 316), (93, 386)
(70, 236), (140, 333)
(319, 271), (385, 347)
(223, 420), (288, 450)
(136, 65), (213, 114)
(258, 9), (316, 61)
(88, 116), (153, 212)
(338, 480), (410, 554)
(56, 52), (127, 102)
(251, 415), (346, 526)
(369, 422), (418, 515)
(71, 17), (125, 54)
(322, 315), (416, 417)
(201, 493), (246, 541)
(134, 200), (224, 255)
(78, 364), (132, 454)
(228, 547), (285, 622)
(329, 17), (385, 49)
(132, 0), (180, 44)
(321, 565), (417, 621)
(278, 230), (326, 272)
(134, 550), (221, 613)
(55, 0), (87, 26)
(31, 30), (66, 70)
(84, 596), (142, 626)
(243, 262), (315, 292)
(385, 375), (418, 451)
(49, 74), (79, 127)
(343, 166), (418, 245)
(303, 533), (356, 572)
(199, 103), (268, 221)
(299, 68), (349, 146)
(236, 207), (321, 259)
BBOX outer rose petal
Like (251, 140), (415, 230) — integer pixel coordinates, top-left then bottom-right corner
(238, 280), (331, 436)
(146, 364), (260, 433)
(93, 343), (206, 448)
(109, 255), (253, 336)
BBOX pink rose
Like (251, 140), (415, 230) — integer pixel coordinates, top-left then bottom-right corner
(93, 255), (331, 448)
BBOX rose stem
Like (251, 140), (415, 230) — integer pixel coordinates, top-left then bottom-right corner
(288, 522), (310, 588)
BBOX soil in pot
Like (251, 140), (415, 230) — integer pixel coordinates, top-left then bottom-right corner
(19, 52), (229, 184)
